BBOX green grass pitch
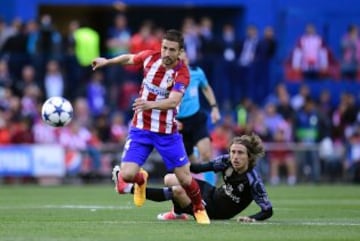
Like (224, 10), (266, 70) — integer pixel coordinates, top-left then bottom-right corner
(0, 183), (359, 241)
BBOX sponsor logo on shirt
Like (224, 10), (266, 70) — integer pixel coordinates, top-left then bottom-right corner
(144, 81), (170, 97)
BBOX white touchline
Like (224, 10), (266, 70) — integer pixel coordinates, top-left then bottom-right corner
(43, 205), (133, 209)
(0, 205), (133, 210)
(252, 221), (360, 226)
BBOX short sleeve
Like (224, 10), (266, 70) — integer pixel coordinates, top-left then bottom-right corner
(133, 50), (156, 65)
(171, 63), (189, 94)
(197, 67), (209, 88)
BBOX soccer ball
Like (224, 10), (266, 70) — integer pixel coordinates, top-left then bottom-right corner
(41, 96), (73, 127)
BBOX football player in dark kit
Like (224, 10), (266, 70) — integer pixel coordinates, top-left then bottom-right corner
(114, 133), (273, 222)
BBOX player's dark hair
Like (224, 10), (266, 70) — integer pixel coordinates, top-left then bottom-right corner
(163, 29), (184, 50)
(229, 133), (265, 170)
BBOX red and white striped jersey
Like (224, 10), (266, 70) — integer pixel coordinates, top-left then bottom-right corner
(131, 50), (189, 134)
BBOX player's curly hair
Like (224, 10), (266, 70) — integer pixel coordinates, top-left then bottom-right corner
(163, 29), (184, 50)
(229, 133), (265, 169)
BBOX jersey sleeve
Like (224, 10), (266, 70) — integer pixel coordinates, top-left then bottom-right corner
(133, 50), (156, 65)
(248, 170), (273, 221)
(189, 154), (230, 173)
(171, 62), (189, 95)
(211, 154), (230, 172)
(190, 162), (214, 173)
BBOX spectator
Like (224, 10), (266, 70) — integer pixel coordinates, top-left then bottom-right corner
(32, 118), (58, 144)
(11, 115), (34, 144)
(216, 23), (240, 108)
(1, 18), (29, 80)
(73, 97), (92, 127)
(247, 110), (272, 142)
(198, 17), (216, 85)
(291, 84), (310, 111)
(0, 109), (11, 144)
(237, 25), (259, 104)
(294, 97), (326, 182)
(264, 83), (288, 107)
(93, 113), (111, 143)
(105, 13), (131, 87)
(73, 22), (100, 93)
(109, 111), (128, 145)
(32, 101), (58, 145)
(276, 88), (296, 122)
(106, 14), (131, 58)
(129, 20), (160, 54)
(317, 89), (333, 118)
(253, 26), (277, 104)
(0, 59), (13, 88)
(181, 17), (201, 65)
(344, 127), (360, 183)
(210, 116), (234, 156)
(86, 70), (107, 117)
(25, 19), (39, 63)
(44, 60), (64, 98)
(127, 20), (160, 83)
(0, 17), (15, 51)
(35, 14), (62, 80)
(59, 120), (102, 176)
(291, 24), (329, 79)
(340, 24), (360, 80)
(263, 102), (285, 137)
(21, 84), (41, 119)
(62, 20), (82, 100)
(12, 64), (38, 97)
(268, 120), (297, 185)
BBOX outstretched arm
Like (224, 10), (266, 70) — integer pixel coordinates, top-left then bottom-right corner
(190, 154), (230, 173)
(92, 53), (135, 70)
(190, 162), (215, 173)
(239, 175), (273, 222)
(236, 207), (273, 222)
(248, 207), (273, 221)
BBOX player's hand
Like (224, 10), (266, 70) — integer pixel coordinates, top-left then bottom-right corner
(210, 107), (221, 124)
(133, 98), (151, 113)
(212, 154), (228, 171)
(92, 57), (108, 70)
(236, 216), (256, 223)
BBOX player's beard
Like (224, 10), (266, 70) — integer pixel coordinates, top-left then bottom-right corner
(162, 56), (175, 67)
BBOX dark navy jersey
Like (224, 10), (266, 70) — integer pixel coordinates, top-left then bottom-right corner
(190, 154), (273, 220)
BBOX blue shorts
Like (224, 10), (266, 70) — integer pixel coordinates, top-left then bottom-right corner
(121, 127), (189, 171)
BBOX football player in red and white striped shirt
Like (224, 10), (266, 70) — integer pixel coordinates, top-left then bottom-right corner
(92, 29), (210, 224)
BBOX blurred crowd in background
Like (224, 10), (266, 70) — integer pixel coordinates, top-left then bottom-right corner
(1, 11), (360, 185)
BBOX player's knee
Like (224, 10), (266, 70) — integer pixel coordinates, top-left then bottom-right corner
(120, 169), (137, 182)
(163, 174), (172, 186)
(172, 186), (185, 197)
(164, 174), (177, 186)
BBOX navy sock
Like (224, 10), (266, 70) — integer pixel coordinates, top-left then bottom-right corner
(135, 187), (173, 202)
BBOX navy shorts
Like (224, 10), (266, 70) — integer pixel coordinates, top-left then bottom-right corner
(121, 127), (189, 171)
(177, 111), (209, 156)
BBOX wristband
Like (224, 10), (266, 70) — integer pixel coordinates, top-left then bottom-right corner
(210, 104), (217, 108)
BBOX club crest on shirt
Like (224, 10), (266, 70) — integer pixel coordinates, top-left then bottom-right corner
(237, 183), (244, 192)
(166, 76), (174, 88)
